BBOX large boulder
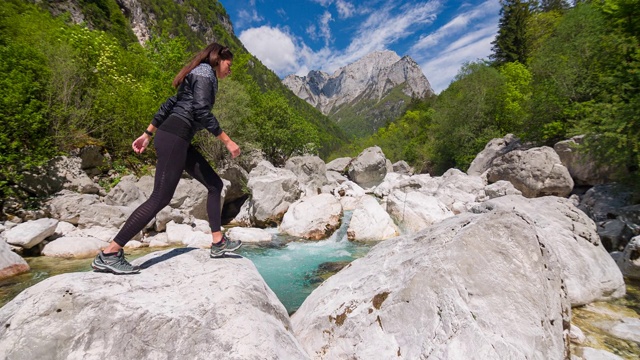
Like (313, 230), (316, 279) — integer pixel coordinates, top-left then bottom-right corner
(4, 218), (58, 249)
(246, 161), (302, 227)
(467, 133), (522, 176)
(325, 157), (352, 173)
(225, 227), (273, 243)
(292, 211), (570, 359)
(41, 236), (108, 258)
(473, 195), (625, 306)
(434, 168), (486, 214)
(347, 195), (398, 241)
(46, 191), (101, 225)
(74, 145), (108, 176)
(285, 155), (329, 197)
(18, 156), (101, 196)
(554, 136), (614, 186)
(616, 235), (640, 280)
(487, 146), (574, 198)
(0, 240), (29, 280)
(347, 146), (388, 188)
(218, 164), (249, 204)
(0, 249), (309, 359)
(280, 194), (342, 240)
(386, 189), (453, 233)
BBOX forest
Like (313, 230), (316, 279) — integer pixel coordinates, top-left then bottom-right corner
(336, 0), (639, 190)
(0, 0), (638, 204)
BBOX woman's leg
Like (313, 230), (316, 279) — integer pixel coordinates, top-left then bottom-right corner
(104, 130), (190, 252)
(183, 145), (225, 243)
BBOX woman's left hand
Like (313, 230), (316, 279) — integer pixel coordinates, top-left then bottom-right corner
(132, 134), (151, 154)
(225, 140), (241, 159)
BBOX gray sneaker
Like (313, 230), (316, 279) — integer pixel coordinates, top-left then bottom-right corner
(91, 249), (140, 274)
(210, 235), (242, 258)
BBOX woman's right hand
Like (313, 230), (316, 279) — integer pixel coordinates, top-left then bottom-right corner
(132, 134), (151, 154)
(225, 140), (241, 159)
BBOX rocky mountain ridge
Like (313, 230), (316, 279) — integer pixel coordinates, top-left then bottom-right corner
(283, 50), (434, 137)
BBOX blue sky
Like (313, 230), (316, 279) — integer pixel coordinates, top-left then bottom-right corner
(218, 0), (501, 93)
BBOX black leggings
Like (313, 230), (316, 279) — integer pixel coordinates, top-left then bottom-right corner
(113, 129), (223, 247)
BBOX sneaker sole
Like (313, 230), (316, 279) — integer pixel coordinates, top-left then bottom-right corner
(91, 261), (140, 275)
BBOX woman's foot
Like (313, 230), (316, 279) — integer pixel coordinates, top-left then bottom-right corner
(91, 249), (140, 274)
(210, 235), (242, 258)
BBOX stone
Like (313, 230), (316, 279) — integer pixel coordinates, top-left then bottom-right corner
(487, 146), (574, 198)
(386, 189), (453, 233)
(347, 146), (388, 188)
(41, 236), (108, 258)
(4, 218), (59, 249)
(325, 157), (352, 173)
(0, 239), (29, 280)
(347, 195), (398, 241)
(0, 249), (309, 359)
(285, 155), (329, 197)
(616, 236), (640, 280)
(473, 195), (625, 306)
(246, 161), (302, 227)
(226, 227), (273, 243)
(467, 134), (522, 176)
(280, 194), (342, 240)
(292, 211), (570, 359)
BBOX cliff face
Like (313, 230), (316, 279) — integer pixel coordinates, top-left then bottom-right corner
(282, 51), (434, 137)
(42, 0), (235, 45)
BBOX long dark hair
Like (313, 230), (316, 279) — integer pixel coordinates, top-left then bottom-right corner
(172, 43), (234, 88)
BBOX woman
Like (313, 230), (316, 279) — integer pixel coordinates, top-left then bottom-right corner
(92, 43), (242, 274)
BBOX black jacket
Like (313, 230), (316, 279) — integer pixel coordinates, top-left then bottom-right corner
(151, 63), (223, 136)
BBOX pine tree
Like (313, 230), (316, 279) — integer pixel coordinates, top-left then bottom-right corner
(491, 0), (533, 66)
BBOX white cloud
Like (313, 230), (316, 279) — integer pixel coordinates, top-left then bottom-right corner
(238, 26), (299, 75)
(411, 0), (500, 52)
(420, 29), (496, 93)
(335, 0), (356, 18)
(319, 11), (334, 46)
(236, 8), (263, 29)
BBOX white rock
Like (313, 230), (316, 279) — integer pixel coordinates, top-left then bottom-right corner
(166, 221), (194, 244)
(487, 146), (574, 198)
(347, 146), (388, 188)
(226, 227), (273, 243)
(247, 161), (302, 227)
(5, 218), (59, 249)
(569, 324), (586, 344)
(41, 237), (108, 258)
(183, 231), (212, 249)
(473, 195), (625, 306)
(386, 189), (453, 233)
(280, 194), (342, 240)
(147, 233), (170, 248)
(124, 240), (145, 249)
(285, 155), (329, 197)
(616, 236), (640, 279)
(325, 157), (352, 173)
(292, 211), (569, 359)
(347, 196), (398, 241)
(0, 249), (309, 359)
(0, 240), (29, 280)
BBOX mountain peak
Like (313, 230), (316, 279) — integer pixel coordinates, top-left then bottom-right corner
(282, 51), (434, 137)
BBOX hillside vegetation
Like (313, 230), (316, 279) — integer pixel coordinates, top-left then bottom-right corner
(0, 0), (347, 201)
(332, 0), (639, 191)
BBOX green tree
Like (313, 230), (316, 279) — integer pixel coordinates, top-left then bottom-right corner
(430, 62), (504, 173)
(246, 92), (319, 166)
(491, 0), (534, 66)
